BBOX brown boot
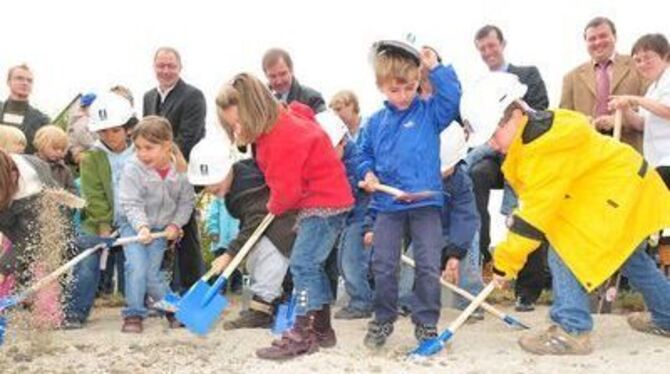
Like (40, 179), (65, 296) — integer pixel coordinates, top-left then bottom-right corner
(121, 316), (143, 333)
(313, 305), (336, 348)
(223, 296), (274, 330)
(256, 313), (319, 360)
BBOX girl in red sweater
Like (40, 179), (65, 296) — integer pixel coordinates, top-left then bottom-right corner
(216, 73), (353, 360)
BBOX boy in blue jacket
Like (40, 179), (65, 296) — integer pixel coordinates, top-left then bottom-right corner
(359, 36), (461, 348)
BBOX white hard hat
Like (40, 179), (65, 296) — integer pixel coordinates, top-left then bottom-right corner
(369, 32), (421, 66)
(187, 137), (233, 186)
(440, 124), (468, 172)
(88, 92), (135, 132)
(316, 111), (349, 147)
(460, 72), (527, 146)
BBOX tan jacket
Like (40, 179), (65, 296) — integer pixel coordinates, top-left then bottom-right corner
(559, 54), (647, 151)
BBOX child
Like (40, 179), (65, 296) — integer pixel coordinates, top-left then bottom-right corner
(0, 124), (27, 153)
(188, 137), (297, 330)
(118, 115), (194, 333)
(358, 36), (461, 348)
(63, 92), (137, 328)
(33, 125), (77, 194)
(461, 72), (670, 354)
(215, 73), (353, 360)
(205, 198), (239, 254)
(317, 111), (374, 319)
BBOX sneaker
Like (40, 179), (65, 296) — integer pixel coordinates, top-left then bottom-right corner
(518, 325), (593, 355)
(364, 320), (394, 349)
(414, 323), (438, 342)
(515, 297), (536, 312)
(627, 312), (670, 337)
(334, 307), (372, 320)
(61, 319), (84, 330)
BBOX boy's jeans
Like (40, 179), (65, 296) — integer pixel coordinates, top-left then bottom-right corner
(373, 207), (443, 325)
(549, 243), (670, 333)
(64, 235), (105, 323)
(290, 213), (347, 316)
(121, 225), (170, 319)
(337, 221), (373, 312)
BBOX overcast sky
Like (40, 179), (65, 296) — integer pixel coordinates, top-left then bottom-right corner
(2, 0), (668, 135)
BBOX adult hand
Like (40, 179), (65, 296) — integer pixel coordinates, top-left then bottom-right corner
(592, 115), (615, 131)
(211, 253), (233, 275)
(363, 232), (374, 248)
(441, 258), (460, 285)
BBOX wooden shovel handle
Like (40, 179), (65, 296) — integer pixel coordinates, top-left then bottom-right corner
(613, 109), (623, 141)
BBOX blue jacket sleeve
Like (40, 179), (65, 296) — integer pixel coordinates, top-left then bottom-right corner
(206, 199), (221, 236)
(427, 64), (462, 132)
(442, 165), (480, 259)
(356, 119), (375, 181)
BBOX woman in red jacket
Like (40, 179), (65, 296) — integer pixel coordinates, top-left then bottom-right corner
(216, 73), (353, 360)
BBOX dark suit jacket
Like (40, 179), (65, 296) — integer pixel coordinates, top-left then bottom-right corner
(283, 78), (326, 113)
(0, 100), (50, 154)
(143, 79), (206, 159)
(507, 64), (549, 111)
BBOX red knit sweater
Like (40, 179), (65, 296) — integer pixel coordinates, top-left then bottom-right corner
(255, 103), (354, 216)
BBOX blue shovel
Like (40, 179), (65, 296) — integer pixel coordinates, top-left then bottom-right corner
(0, 232), (166, 345)
(400, 255), (529, 330)
(271, 291), (300, 336)
(176, 213), (275, 336)
(409, 282), (496, 358)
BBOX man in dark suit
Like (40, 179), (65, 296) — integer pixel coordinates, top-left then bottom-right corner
(143, 47), (206, 296)
(467, 25), (550, 312)
(0, 64), (50, 154)
(262, 48), (326, 113)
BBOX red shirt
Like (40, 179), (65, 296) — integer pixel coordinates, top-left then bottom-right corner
(255, 103), (354, 216)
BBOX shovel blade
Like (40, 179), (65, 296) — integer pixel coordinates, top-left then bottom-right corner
(153, 293), (181, 313)
(0, 296), (19, 314)
(176, 280), (228, 335)
(271, 300), (296, 336)
(0, 316), (6, 346)
(409, 330), (452, 358)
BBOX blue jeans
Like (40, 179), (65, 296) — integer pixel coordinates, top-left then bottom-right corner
(455, 231), (484, 310)
(337, 221), (373, 312)
(373, 207), (443, 325)
(64, 235), (105, 322)
(290, 213), (347, 316)
(549, 243), (670, 333)
(121, 225), (170, 318)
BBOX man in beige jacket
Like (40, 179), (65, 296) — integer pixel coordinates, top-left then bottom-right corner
(560, 16), (647, 152)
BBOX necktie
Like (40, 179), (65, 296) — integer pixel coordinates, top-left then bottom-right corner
(595, 60), (611, 117)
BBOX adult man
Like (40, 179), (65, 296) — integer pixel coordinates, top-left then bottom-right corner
(0, 64), (50, 154)
(262, 48), (326, 113)
(462, 72), (670, 355)
(143, 47), (206, 294)
(468, 25), (550, 311)
(560, 16), (646, 151)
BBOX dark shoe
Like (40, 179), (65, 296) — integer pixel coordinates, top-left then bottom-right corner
(398, 305), (412, 317)
(364, 320), (394, 349)
(166, 313), (184, 329)
(121, 316), (143, 333)
(465, 308), (485, 324)
(334, 307), (372, 320)
(313, 305), (336, 348)
(223, 309), (273, 330)
(627, 312), (670, 337)
(256, 314), (319, 360)
(61, 319), (84, 330)
(414, 323), (438, 342)
(515, 297), (536, 312)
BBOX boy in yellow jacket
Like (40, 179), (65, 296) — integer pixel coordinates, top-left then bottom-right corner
(461, 72), (670, 355)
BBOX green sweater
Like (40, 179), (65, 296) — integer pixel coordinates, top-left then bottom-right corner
(80, 149), (113, 236)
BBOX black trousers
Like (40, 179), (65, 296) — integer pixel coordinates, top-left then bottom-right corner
(170, 213), (205, 294)
(469, 155), (549, 303)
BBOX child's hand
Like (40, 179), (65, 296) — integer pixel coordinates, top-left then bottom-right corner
(359, 172), (380, 193)
(211, 253), (233, 275)
(363, 232), (374, 248)
(420, 47), (440, 71)
(166, 224), (183, 241)
(441, 258), (460, 285)
(138, 226), (153, 245)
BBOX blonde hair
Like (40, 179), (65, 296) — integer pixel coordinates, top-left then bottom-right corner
(131, 115), (173, 144)
(329, 90), (360, 114)
(33, 125), (68, 152)
(0, 125), (27, 153)
(7, 63), (31, 82)
(216, 73), (280, 144)
(374, 53), (420, 87)
(110, 85), (134, 107)
(0, 149), (19, 210)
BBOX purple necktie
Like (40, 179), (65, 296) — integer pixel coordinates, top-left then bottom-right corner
(595, 60), (611, 117)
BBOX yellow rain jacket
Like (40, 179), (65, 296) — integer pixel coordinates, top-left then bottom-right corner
(494, 109), (670, 292)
